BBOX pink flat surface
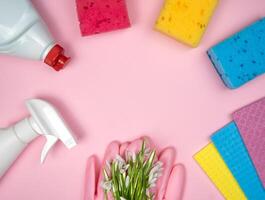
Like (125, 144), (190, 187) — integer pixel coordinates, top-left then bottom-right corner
(0, 0), (265, 199)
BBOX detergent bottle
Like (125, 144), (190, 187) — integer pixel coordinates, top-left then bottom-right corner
(0, 0), (70, 71)
(0, 99), (77, 178)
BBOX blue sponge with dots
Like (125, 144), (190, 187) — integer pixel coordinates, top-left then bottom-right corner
(207, 18), (265, 89)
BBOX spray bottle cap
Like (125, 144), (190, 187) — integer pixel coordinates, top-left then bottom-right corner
(26, 99), (77, 163)
(44, 44), (70, 71)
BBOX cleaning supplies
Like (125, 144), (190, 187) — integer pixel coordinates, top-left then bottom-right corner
(76, 0), (131, 36)
(155, 0), (218, 47)
(195, 97), (265, 199)
(0, 99), (77, 178)
(194, 143), (247, 200)
(207, 18), (265, 89)
(211, 122), (265, 199)
(233, 97), (265, 188)
(0, 0), (70, 71)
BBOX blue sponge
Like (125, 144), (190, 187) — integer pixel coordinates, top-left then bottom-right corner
(211, 122), (265, 199)
(207, 18), (265, 89)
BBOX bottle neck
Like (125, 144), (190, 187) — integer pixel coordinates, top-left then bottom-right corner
(41, 43), (55, 60)
(13, 118), (39, 144)
(43, 44), (70, 71)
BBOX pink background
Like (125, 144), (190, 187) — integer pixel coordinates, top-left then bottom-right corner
(0, 0), (265, 199)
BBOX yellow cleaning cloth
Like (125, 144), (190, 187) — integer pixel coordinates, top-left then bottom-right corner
(194, 143), (247, 200)
(155, 0), (218, 47)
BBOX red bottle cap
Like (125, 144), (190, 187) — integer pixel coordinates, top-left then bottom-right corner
(44, 44), (70, 71)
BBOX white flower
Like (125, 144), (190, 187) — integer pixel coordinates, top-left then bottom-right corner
(146, 190), (155, 200)
(120, 164), (129, 174)
(114, 155), (129, 174)
(126, 151), (136, 163)
(101, 180), (112, 191)
(148, 161), (163, 188)
(154, 161), (163, 168)
(146, 189), (151, 196)
(144, 148), (151, 156)
(115, 155), (126, 164)
(131, 152), (136, 162)
(120, 197), (127, 200)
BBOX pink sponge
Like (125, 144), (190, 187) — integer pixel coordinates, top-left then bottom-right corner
(76, 0), (131, 36)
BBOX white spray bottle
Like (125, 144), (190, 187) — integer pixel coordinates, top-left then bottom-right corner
(0, 99), (77, 178)
(0, 0), (70, 71)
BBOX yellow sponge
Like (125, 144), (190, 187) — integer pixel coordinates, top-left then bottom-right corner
(194, 143), (247, 200)
(155, 0), (218, 47)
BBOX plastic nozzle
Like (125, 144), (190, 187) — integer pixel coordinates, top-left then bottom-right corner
(26, 99), (77, 163)
(44, 44), (70, 71)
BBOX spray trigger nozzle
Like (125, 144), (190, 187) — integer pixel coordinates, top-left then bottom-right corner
(26, 99), (77, 163)
(41, 135), (58, 163)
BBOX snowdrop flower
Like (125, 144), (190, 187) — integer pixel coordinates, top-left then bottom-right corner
(115, 155), (125, 164)
(115, 155), (129, 174)
(145, 147), (151, 156)
(148, 161), (163, 188)
(101, 180), (112, 192)
(146, 190), (155, 200)
(126, 151), (136, 163)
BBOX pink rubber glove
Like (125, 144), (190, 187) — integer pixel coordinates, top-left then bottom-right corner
(84, 137), (185, 200)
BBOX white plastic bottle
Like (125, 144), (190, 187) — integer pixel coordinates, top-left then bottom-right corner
(0, 0), (70, 71)
(0, 99), (77, 179)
